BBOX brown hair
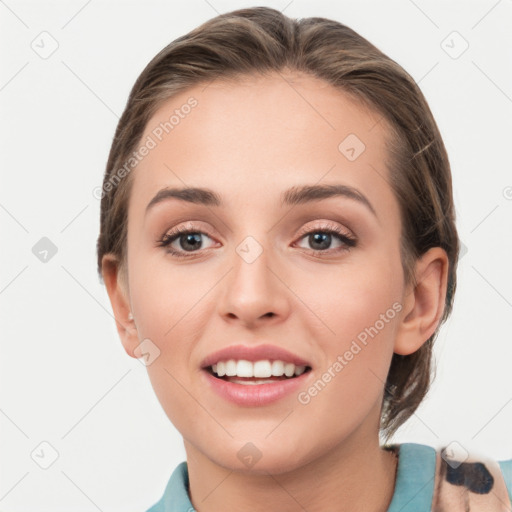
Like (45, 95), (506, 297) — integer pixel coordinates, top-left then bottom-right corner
(96, 6), (459, 440)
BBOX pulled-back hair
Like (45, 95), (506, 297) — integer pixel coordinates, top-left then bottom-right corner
(96, 6), (459, 440)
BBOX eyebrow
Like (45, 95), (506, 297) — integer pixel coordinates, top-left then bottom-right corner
(145, 184), (377, 217)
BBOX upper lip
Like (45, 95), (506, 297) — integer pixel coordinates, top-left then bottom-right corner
(201, 344), (312, 369)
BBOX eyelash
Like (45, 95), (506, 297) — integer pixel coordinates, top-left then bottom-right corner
(157, 222), (357, 259)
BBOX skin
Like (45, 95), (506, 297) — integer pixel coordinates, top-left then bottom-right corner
(102, 71), (449, 512)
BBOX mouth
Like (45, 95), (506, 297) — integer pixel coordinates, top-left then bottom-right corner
(200, 344), (313, 404)
(205, 359), (312, 385)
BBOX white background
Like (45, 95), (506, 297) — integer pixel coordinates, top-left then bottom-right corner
(1, 0), (511, 510)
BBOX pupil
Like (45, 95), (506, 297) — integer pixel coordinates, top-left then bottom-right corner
(310, 232), (330, 250)
(181, 233), (202, 251)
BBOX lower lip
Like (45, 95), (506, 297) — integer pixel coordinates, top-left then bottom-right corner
(202, 369), (311, 406)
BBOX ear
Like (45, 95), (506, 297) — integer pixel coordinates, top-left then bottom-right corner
(101, 254), (139, 359)
(394, 247), (450, 355)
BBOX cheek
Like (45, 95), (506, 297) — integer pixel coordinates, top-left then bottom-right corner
(128, 252), (215, 372)
(128, 261), (212, 433)
(295, 273), (399, 425)
(294, 253), (402, 341)
(291, 252), (402, 394)
(129, 248), (210, 337)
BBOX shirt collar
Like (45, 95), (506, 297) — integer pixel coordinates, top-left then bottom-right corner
(386, 443), (436, 512)
(148, 443), (436, 512)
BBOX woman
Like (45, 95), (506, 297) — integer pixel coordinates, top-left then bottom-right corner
(96, 7), (512, 511)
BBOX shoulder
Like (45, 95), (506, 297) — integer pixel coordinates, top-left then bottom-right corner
(386, 442), (512, 512)
(432, 443), (512, 511)
(143, 448), (512, 512)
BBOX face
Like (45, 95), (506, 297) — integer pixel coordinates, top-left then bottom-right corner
(121, 72), (411, 473)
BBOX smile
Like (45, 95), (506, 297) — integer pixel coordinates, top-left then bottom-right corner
(210, 359), (309, 381)
(203, 361), (312, 406)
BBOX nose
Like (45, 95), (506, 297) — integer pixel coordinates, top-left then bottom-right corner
(217, 239), (290, 328)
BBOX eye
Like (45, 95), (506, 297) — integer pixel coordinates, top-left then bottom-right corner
(294, 222), (357, 255)
(157, 225), (216, 258)
(157, 221), (357, 259)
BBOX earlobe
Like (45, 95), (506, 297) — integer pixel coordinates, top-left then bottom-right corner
(101, 254), (140, 359)
(393, 247), (449, 356)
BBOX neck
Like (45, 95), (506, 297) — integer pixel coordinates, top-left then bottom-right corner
(184, 430), (398, 512)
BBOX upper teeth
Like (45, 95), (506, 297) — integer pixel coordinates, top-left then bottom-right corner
(212, 360), (307, 378)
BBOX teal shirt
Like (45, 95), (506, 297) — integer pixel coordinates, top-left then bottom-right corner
(147, 443), (512, 512)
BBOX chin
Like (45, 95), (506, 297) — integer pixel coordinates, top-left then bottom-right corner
(203, 438), (314, 476)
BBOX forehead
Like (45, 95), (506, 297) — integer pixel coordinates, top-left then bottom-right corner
(129, 71), (398, 219)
